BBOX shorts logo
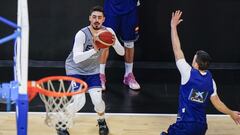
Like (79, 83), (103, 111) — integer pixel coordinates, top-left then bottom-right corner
(188, 89), (208, 103)
(71, 82), (79, 91)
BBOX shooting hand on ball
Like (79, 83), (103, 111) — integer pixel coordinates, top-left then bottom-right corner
(92, 35), (100, 52)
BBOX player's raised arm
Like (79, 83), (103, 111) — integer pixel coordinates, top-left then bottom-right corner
(171, 10), (185, 61)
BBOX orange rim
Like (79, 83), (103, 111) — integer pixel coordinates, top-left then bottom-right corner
(28, 76), (88, 97)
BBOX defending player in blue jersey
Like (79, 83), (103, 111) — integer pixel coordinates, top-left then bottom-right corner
(161, 10), (240, 135)
(99, 0), (141, 90)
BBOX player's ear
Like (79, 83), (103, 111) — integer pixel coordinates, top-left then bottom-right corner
(89, 14), (93, 22)
(102, 16), (105, 23)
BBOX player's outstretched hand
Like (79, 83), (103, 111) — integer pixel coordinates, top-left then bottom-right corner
(171, 10), (183, 28)
(230, 111), (240, 125)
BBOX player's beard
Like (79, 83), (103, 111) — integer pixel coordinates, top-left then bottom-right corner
(92, 22), (101, 30)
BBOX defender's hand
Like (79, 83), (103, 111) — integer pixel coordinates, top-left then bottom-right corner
(171, 10), (183, 28)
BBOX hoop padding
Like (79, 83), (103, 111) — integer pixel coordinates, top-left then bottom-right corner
(28, 76), (88, 130)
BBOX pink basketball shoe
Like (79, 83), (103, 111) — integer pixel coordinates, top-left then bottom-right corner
(100, 74), (106, 90)
(123, 73), (140, 90)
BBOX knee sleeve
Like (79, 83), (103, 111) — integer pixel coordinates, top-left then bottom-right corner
(124, 42), (134, 48)
(88, 88), (105, 113)
(66, 93), (86, 113)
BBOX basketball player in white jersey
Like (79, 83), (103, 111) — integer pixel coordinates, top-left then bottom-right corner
(65, 6), (124, 135)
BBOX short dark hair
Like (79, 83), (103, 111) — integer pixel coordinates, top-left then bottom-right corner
(195, 50), (212, 70)
(90, 5), (104, 16)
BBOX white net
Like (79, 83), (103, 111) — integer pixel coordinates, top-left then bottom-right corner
(38, 79), (86, 130)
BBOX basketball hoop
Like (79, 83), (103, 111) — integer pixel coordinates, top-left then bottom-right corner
(28, 76), (88, 130)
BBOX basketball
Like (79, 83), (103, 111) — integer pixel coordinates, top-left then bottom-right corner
(94, 30), (115, 49)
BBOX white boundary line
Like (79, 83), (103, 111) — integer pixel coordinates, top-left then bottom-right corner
(0, 112), (229, 117)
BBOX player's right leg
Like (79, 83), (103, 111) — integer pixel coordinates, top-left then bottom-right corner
(56, 74), (87, 135)
(57, 129), (70, 135)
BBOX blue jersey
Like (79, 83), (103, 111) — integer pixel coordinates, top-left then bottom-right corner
(104, 0), (137, 15)
(177, 68), (214, 124)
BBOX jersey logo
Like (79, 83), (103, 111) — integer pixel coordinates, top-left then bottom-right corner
(85, 44), (93, 51)
(188, 89), (208, 103)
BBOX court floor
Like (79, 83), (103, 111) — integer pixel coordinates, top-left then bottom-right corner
(0, 112), (239, 135)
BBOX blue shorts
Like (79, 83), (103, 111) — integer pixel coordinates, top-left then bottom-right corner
(166, 122), (207, 135)
(68, 74), (101, 90)
(104, 8), (139, 42)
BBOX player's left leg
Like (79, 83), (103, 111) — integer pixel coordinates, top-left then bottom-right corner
(87, 74), (109, 135)
(89, 88), (109, 135)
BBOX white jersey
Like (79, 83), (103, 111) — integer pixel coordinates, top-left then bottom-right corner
(65, 26), (124, 75)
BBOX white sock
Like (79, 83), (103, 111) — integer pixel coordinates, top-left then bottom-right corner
(100, 64), (106, 74)
(125, 63), (133, 77)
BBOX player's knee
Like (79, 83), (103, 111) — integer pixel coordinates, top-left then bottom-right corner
(74, 93), (86, 110)
(92, 97), (105, 112)
(89, 88), (105, 113)
(91, 95), (103, 106)
(67, 93), (86, 113)
(94, 100), (105, 113)
(124, 42), (134, 48)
